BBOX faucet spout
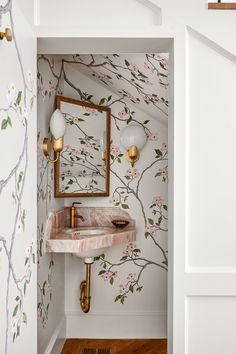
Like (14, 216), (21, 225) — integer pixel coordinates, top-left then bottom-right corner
(70, 202), (84, 228)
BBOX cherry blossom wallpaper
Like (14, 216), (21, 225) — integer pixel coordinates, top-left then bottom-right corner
(0, 1), (37, 353)
(37, 53), (168, 336)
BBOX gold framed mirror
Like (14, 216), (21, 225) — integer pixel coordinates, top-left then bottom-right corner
(54, 95), (110, 197)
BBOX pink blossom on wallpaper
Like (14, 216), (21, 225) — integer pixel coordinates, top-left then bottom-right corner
(160, 142), (168, 153)
(117, 109), (128, 119)
(124, 168), (140, 179)
(6, 83), (17, 105)
(127, 242), (136, 251)
(127, 272), (136, 281)
(147, 132), (159, 141)
(119, 284), (128, 295)
(102, 271), (117, 282)
(110, 144), (121, 156)
(157, 166), (168, 182)
(153, 196), (164, 206)
(109, 195), (119, 206)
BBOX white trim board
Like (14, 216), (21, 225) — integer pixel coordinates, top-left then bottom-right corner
(43, 317), (66, 354)
(66, 311), (167, 339)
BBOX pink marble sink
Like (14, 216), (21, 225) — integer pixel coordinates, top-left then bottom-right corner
(45, 207), (136, 261)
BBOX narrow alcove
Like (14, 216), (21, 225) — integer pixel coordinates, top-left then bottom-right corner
(37, 37), (173, 354)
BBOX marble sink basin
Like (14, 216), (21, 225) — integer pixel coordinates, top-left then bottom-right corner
(45, 207), (136, 264)
(65, 228), (112, 262)
(65, 228), (111, 237)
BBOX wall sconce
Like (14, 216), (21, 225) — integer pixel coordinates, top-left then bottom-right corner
(100, 131), (107, 161)
(43, 109), (66, 163)
(120, 125), (147, 167)
(0, 28), (12, 42)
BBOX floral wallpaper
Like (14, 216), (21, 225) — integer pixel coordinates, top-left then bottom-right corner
(0, 0), (36, 353)
(37, 56), (65, 352)
(37, 53), (168, 311)
(70, 53), (169, 122)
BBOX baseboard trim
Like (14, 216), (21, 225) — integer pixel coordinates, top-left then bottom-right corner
(44, 316), (66, 354)
(66, 311), (167, 339)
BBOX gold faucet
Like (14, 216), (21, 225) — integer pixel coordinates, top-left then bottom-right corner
(70, 202), (84, 228)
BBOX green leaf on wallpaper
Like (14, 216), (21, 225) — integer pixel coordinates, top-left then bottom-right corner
(143, 120), (150, 124)
(129, 285), (134, 293)
(125, 59), (130, 67)
(155, 149), (163, 158)
(1, 116), (12, 130)
(148, 218), (154, 225)
(121, 297), (125, 304)
(23, 312), (27, 324)
(107, 95), (112, 102)
(115, 295), (122, 302)
(126, 116), (132, 125)
(158, 216), (162, 224)
(120, 255), (128, 261)
(17, 171), (24, 190)
(110, 277), (114, 285)
(68, 179), (73, 185)
(83, 113), (90, 116)
(30, 96), (34, 109)
(99, 98), (106, 105)
(13, 305), (18, 317)
(145, 232), (150, 238)
(162, 260), (168, 267)
(121, 204), (129, 209)
(98, 270), (106, 276)
(155, 172), (162, 177)
(37, 132), (40, 142)
(25, 257), (29, 266)
(24, 281), (27, 295)
(117, 158), (121, 163)
(32, 253), (35, 264)
(16, 91), (22, 106)
(163, 205), (168, 211)
(133, 248), (141, 253)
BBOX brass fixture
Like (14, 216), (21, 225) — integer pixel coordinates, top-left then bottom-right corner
(120, 125), (147, 167)
(0, 28), (12, 42)
(80, 262), (92, 313)
(101, 150), (106, 161)
(112, 219), (130, 228)
(126, 145), (140, 167)
(43, 137), (63, 163)
(70, 202), (84, 228)
(43, 108), (66, 164)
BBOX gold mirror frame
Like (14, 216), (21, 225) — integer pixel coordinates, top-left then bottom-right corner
(54, 95), (111, 198)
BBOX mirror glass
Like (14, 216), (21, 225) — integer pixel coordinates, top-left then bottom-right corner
(55, 96), (110, 197)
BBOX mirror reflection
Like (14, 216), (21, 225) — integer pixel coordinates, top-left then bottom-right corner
(55, 96), (110, 197)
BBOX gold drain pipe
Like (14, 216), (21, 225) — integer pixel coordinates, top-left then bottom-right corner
(80, 262), (92, 313)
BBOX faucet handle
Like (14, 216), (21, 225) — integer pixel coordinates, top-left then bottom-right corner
(72, 202), (82, 207)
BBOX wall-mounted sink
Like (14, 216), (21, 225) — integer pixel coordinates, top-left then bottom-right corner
(45, 207), (136, 264)
(64, 227), (114, 263)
